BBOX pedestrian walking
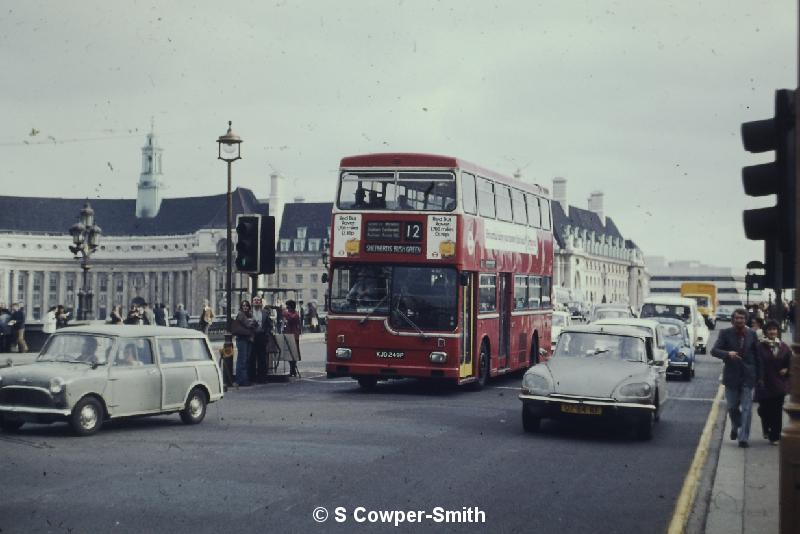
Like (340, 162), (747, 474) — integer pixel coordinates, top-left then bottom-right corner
(124, 306), (142, 325)
(55, 304), (70, 329)
(231, 300), (257, 387)
(10, 302), (28, 353)
(142, 302), (155, 326)
(755, 319), (791, 445)
(283, 300), (302, 377)
(749, 316), (765, 342)
(109, 305), (123, 325)
(154, 303), (167, 326)
(250, 297), (273, 382)
(0, 304), (12, 353)
(199, 300), (215, 335)
(173, 303), (190, 328)
(43, 306), (57, 334)
(711, 308), (762, 448)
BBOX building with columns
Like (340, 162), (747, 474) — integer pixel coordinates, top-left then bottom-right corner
(0, 131), (270, 322)
(550, 177), (650, 311)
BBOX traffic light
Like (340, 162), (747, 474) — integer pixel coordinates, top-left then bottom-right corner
(259, 215), (276, 274)
(741, 88), (796, 289)
(235, 215), (261, 273)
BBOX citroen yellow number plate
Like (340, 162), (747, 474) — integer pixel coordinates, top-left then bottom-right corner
(561, 404), (602, 415)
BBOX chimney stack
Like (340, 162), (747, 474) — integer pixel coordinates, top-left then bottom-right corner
(552, 177), (567, 211)
(587, 190), (604, 223)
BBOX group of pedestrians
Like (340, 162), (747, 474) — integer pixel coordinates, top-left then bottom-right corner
(107, 302), (190, 328)
(230, 297), (302, 387)
(712, 308), (792, 448)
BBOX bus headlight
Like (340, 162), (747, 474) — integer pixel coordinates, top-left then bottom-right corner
(429, 352), (447, 363)
(49, 377), (65, 394)
(335, 348), (352, 360)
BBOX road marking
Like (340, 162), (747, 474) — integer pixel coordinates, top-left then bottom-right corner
(669, 397), (716, 402)
(666, 384), (724, 534)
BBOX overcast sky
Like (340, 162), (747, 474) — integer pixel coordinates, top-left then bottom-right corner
(0, 1), (794, 271)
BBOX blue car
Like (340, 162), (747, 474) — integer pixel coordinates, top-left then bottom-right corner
(653, 317), (696, 381)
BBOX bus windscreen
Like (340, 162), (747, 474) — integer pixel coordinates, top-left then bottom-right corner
(338, 171), (456, 211)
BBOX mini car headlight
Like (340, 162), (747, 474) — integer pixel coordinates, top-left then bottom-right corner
(49, 377), (65, 394)
(617, 382), (652, 399)
(429, 351), (447, 363)
(335, 348), (352, 360)
(522, 372), (552, 396)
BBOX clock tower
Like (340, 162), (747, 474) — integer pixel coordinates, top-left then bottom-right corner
(136, 123), (164, 218)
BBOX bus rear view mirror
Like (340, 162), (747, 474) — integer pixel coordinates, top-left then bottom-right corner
(321, 273), (329, 284)
(459, 273), (470, 286)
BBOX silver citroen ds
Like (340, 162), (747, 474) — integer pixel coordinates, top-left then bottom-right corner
(0, 325), (224, 436)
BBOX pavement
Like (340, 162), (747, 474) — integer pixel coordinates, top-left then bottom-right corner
(701, 395), (784, 534)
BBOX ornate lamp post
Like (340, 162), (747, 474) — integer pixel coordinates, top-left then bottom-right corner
(217, 121), (242, 345)
(68, 203), (102, 321)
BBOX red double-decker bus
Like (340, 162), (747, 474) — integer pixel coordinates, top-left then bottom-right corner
(325, 153), (554, 389)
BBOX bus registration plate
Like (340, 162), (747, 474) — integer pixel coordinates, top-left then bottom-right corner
(376, 351), (404, 359)
(561, 404), (602, 415)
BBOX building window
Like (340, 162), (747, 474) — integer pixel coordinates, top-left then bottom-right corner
(311, 289), (318, 300)
(295, 274), (304, 284)
(310, 274), (318, 284)
(294, 239), (305, 252)
(279, 239), (290, 252)
(280, 273), (288, 284)
(297, 227), (307, 239)
(308, 239), (320, 252)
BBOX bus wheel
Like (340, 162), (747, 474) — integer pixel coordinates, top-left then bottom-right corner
(357, 377), (377, 390)
(472, 343), (490, 390)
(530, 336), (540, 366)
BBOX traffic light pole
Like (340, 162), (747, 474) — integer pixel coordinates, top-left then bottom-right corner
(780, 86), (800, 534)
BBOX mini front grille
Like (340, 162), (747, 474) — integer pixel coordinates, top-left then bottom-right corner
(0, 387), (54, 408)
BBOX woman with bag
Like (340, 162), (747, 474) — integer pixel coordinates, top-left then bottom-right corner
(283, 300), (302, 377)
(232, 300), (257, 387)
(755, 319), (791, 445)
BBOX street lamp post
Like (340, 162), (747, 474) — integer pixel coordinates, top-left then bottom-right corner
(217, 121), (242, 347)
(68, 203), (102, 321)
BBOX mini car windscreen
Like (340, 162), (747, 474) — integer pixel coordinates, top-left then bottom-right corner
(554, 332), (646, 362)
(38, 334), (114, 365)
(595, 309), (631, 320)
(640, 303), (691, 322)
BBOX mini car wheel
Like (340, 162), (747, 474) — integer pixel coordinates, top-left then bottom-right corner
(0, 417), (24, 432)
(522, 407), (541, 433)
(357, 377), (377, 390)
(635, 411), (654, 440)
(180, 388), (207, 425)
(70, 397), (103, 436)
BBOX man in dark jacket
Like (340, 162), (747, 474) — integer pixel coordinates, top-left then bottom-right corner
(711, 307), (763, 447)
(10, 302), (28, 353)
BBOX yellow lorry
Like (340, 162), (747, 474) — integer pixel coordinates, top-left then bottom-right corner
(680, 282), (717, 329)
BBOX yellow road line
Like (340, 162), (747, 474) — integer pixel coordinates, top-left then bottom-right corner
(666, 384), (725, 534)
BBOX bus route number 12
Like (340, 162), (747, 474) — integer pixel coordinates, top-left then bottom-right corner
(405, 222), (422, 242)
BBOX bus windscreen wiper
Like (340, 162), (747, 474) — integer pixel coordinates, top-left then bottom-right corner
(393, 301), (428, 339)
(360, 295), (388, 324)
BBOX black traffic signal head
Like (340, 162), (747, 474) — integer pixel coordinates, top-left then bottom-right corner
(741, 88), (797, 289)
(235, 215), (261, 273)
(259, 215), (276, 274)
